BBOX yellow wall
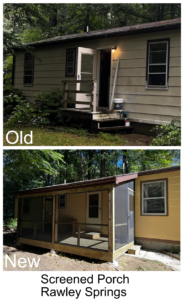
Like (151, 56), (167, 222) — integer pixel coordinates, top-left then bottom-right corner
(57, 190), (108, 235)
(135, 170), (180, 242)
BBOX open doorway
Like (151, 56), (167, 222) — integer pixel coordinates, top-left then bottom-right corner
(98, 49), (111, 108)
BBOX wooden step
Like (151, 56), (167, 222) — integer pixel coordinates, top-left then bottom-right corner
(99, 126), (134, 132)
(128, 245), (141, 255)
(75, 231), (101, 239)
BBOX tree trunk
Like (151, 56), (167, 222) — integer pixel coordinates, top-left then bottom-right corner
(100, 150), (106, 178)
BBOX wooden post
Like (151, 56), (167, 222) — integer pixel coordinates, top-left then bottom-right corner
(17, 197), (20, 241)
(92, 81), (97, 112)
(55, 195), (59, 243)
(33, 222), (37, 239)
(42, 197), (45, 233)
(52, 196), (55, 246)
(20, 198), (24, 236)
(77, 224), (81, 246)
(63, 82), (67, 109)
(108, 188), (114, 255)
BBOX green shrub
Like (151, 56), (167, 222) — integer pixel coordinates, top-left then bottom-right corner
(151, 119), (181, 146)
(7, 96), (49, 127)
(34, 88), (63, 125)
(3, 218), (17, 230)
(3, 85), (26, 116)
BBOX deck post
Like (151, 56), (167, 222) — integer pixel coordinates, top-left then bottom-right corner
(33, 222), (37, 239)
(108, 188), (114, 257)
(42, 197), (45, 233)
(77, 224), (81, 246)
(17, 196), (20, 241)
(52, 195), (55, 246)
(63, 82), (67, 109)
(92, 81), (97, 112)
(55, 195), (58, 243)
(20, 198), (24, 236)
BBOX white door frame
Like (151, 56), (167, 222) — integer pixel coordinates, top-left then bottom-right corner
(86, 191), (102, 229)
(76, 47), (97, 108)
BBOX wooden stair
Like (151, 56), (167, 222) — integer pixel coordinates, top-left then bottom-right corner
(128, 245), (141, 255)
(75, 231), (101, 239)
(92, 118), (134, 133)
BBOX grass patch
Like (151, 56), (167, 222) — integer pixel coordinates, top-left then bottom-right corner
(3, 124), (127, 146)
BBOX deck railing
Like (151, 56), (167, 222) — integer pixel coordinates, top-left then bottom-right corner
(62, 80), (97, 112)
(19, 220), (108, 250)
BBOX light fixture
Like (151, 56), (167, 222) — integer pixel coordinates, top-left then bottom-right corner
(112, 47), (117, 53)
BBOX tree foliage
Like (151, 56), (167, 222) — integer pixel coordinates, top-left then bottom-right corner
(3, 150), (180, 218)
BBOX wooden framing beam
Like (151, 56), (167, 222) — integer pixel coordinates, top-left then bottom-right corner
(52, 195), (55, 246)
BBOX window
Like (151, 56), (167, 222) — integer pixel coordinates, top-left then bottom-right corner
(65, 49), (76, 77)
(146, 39), (169, 88)
(23, 198), (30, 214)
(24, 53), (34, 85)
(142, 180), (167, 215)
(88, 193), (99, 218)
(59, 195), (66, 208)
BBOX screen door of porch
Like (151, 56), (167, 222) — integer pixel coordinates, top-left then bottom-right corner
(127, 189), (135, 243)
(76, 47), (97, 108)
(86, 192), (101, 229)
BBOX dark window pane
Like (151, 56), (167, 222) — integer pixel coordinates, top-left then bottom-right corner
(24, 76), (32, 84)
(148, 74), (166, 86)
(67, 67), (74, 74)
(25, 54), (33, 61)
(25, 61), (33, 69)
(89, 206), (98, 218)
(59, 200), (65, 208)
(25, 70), (33, 75)
(150, 43), (167, 52)
(67, 55), (74, 63)
(143, 182), (165, 198)
(143, 198), (165, 214)
(89, 194), (99, 206)
(149, 65), (166, 73)
(149, 51), (166, 64)
(23, 199), (29, 214)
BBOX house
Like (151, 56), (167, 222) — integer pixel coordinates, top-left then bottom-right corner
(14, 165), (180, 262)
(13, 18), (181, 134)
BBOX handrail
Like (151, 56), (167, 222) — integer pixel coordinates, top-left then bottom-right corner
(21, 220), (108, 226)
(62, 79), (97, 112)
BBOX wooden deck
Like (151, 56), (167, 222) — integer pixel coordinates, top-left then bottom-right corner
(57, 234), (108, 251)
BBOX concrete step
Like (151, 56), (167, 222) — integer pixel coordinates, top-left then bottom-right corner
(128, 245), (142, 255)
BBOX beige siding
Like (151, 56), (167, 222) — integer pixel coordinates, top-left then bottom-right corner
(14, 28), (181, 124)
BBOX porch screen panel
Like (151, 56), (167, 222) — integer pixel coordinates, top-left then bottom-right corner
(115, 184), (128, 250)
(114, 181), (135, 250)
(19, 197), (53, 243)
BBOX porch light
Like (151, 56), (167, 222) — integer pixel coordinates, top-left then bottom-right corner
(112, 47), (117, 53)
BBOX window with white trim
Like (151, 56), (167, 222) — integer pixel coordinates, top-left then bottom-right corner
(142, 180), (167, 215)
(65, 49), (76, 77)
(146, 39), (169, 88)
(58, 195), (66, 208)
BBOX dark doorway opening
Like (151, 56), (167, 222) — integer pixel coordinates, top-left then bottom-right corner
(98, 49), (111, 108)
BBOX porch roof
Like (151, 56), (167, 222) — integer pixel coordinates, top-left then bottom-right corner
(26, 18), (180, 47)
(15, 165), (180, 196)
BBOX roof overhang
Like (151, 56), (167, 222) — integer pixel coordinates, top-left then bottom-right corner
(19, 18), (180, 49)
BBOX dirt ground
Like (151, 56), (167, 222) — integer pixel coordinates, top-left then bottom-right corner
(3, 244), (174, 272)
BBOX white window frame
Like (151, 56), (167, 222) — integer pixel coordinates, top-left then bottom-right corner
(146, 40), (169, 90)
(58, 195), (66, 209)
(142, 180), (167, 216)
